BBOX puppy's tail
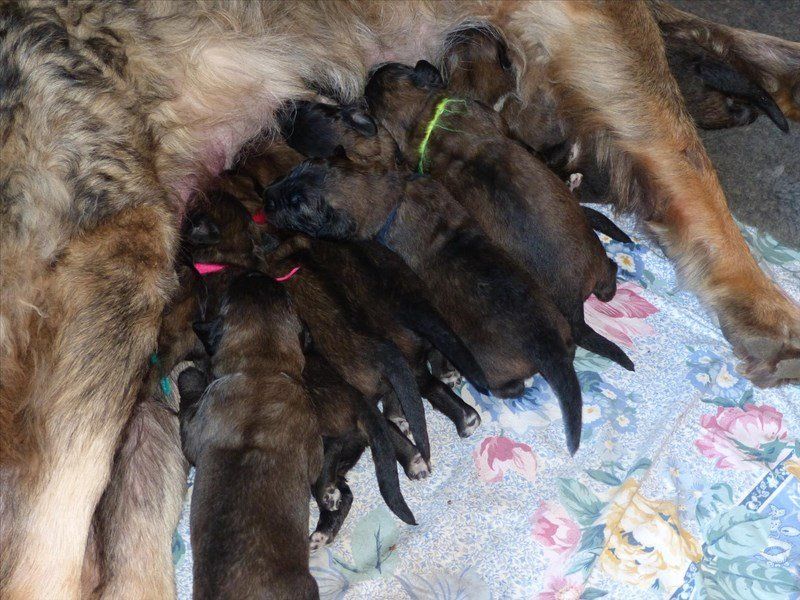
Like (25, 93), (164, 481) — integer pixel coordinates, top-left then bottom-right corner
(399, 305), (490, 394)
(539, 356), (583, 456)
(358, 399), (417, 525)
(576, 322), (635, 372)
(376, 342), (430, 461)
(581, 207), (632, 244)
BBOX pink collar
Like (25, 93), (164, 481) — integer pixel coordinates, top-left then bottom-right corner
(193, 262), (300, 282)
(252, 209), (268, 224)
(274, 265), (301, 282)
(194, 262), (227, 275)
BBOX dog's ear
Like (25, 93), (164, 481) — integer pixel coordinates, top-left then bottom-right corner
(412, 60), (445, 90)
(497, 39), (513, 71)
(186, 215), (220, 246)
(192, 317), (223, 356)
(331, 144), (348, 160)
(340, 105), (378, 137)
(299, 321), (313, 352)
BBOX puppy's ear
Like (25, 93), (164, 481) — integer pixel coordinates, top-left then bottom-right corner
(331, 144), (348, 160)
(412, 60), (445, 90)
(186, 215), (220, 246)
(497, 39), (513, 71)
(341, 105), (378, 137)
(192, 317), (223, 357)
(299, 322), (313, 352)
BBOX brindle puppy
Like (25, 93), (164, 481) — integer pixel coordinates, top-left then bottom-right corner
(189, 191), (422, 520)
(303, 348), (388, 550)
(296, 238), (486, 438)
(364, 61), (633, 373)
(441, 27), (631, 245)
(264, 158), (584, 454)
(180, 268), (321, 600)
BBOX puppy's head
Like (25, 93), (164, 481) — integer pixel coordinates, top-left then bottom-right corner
(184, 191), (258, 267)
(280, 101), (398, 168)
(364, 61), (444, 137)
(263, 153), (402, 240)
(443, 27), (518, 109)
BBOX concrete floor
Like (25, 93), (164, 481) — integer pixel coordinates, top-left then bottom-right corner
(671, 0), (800, 248)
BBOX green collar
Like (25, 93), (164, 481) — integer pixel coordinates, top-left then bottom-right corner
(416, 97), (467, 174)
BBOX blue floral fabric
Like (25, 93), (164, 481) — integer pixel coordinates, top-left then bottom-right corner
(174, 208), (800, 599)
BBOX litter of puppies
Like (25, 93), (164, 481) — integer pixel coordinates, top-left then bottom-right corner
(175, 39), (637, 599)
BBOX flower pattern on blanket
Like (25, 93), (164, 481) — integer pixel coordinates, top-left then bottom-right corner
(696, 404), (789, 470)
(171, 210), (800, 600)
(599, 479), (702, 591)
(584, 282), (658, 349)
(473, 436), (537, 483)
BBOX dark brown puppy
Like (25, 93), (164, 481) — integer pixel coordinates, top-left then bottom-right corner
(180, 267), (321, 600)
(364, 61), (633, 373)
(302, 349), (380, 550)
(190, 191), (421, 522)
(264, 156), (584, 455)
(441, 27), (631, 245)
(260, 235), (430, 477)
(295, 238), (486, 438)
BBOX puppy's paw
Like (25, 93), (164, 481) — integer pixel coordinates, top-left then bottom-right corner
(567, 172), (583, 192)
(321, 486), (341, 511)
(405, 454), (431, 480)
(457, 409), (481, 438)
(391, 416), (414, 442)
(309, 531), (330, 552)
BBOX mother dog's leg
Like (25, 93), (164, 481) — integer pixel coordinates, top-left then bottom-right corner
(0, 206), (175, 599)
(506, 0), (799, 386)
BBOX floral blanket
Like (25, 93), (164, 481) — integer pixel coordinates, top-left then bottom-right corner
(173, 207), (800, 600)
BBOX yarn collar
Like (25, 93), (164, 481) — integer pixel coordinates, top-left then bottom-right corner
(376, 205), (399, 245)
(417, 97), (467, 174)
(193, 262), (300, 282)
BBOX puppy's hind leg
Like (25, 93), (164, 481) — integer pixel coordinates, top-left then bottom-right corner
(388, 423), (430, 481)
(419, 374), (481, 438)
(310, 482), (354, 551)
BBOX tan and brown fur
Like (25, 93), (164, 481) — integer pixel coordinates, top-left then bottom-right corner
(2, 1), (799, 596)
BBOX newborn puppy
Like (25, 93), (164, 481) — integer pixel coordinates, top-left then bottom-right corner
(364, 60), (633, 373)
(264, 158), (584, 454)
(259, 234), (430, 475)
(181, 268), (322, 600)
(189, 191), (421, 523)
(443, 29), (633, 244)
(303, 348), (397, 549)
(297, 238), (486, 438)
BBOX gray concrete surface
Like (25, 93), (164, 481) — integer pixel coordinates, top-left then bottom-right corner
(671, 0), (800, 248)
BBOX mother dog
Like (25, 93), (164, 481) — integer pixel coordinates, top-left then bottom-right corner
(1, 1), (799, 597)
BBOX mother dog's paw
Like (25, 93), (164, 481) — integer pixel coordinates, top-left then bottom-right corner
(723, 292), (800, 387)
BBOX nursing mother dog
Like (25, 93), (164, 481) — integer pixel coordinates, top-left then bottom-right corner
(2, 1), (800, 598)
